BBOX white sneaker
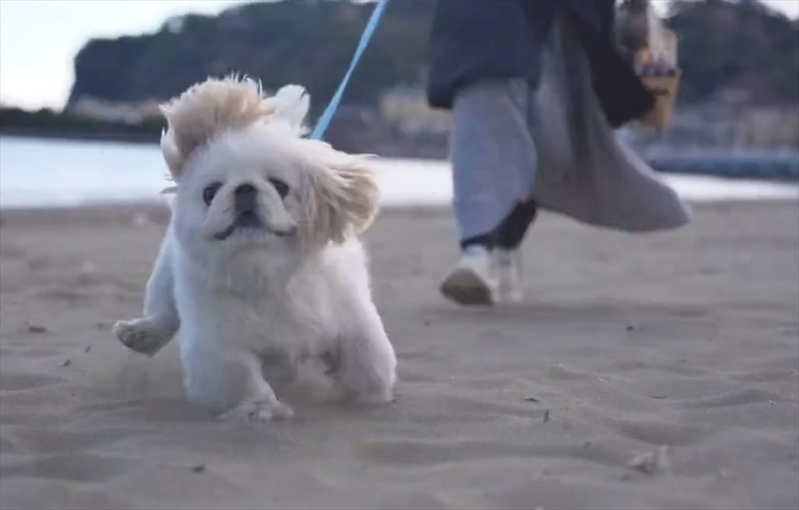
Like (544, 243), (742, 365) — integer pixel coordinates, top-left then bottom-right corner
(494, 248), (523, 303)
(440, 245), (497, 306)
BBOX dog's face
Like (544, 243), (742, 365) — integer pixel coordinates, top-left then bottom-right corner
(158, 78), (378, 265)
(172, 127), (303, 256)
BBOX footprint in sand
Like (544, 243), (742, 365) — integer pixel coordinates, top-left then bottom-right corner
(0, 346), (62, 359)
(0, 371), (64, 392)
(0, 425), (135, 455)
(0, 453), (139, 483)
(609, 417), (715, 447)
(352, 438), (625, 470)
(678, 387), (786, 409)
(546, 364), (592, 381)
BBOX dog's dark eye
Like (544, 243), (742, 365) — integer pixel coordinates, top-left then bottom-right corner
(268, 178), (289, 199)
(203, 182), (222, 206)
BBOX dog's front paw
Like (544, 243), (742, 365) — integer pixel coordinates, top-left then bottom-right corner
(217, 399), (295, 423)
(330, 378), (395, 407)
(113, 318), (170, 357)
(352, 387), (395, 406)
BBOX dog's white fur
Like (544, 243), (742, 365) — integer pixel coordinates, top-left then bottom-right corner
(113, 76), (397, 421)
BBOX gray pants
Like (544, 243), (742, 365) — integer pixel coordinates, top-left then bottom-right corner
(450, 78), (538, 243)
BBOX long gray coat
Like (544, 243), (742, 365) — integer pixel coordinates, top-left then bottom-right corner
(530, 15), (691, 232)
(427, 0), (691, 233)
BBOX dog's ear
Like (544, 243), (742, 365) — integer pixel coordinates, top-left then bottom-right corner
(159, 126), (184, 180)
(300, 141), (379, 251)
(265, 84), (310, 136)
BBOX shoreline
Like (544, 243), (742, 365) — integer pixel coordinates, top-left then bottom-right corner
(0, 128), (159, 146)
(1, 130), (797, 182)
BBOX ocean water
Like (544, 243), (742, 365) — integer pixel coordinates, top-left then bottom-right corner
(0, 135), (797, 209)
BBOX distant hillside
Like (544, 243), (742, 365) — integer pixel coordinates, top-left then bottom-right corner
(64, 0), (798, 114)
(667, 0), (799, 104)
(67, 0), (434, 115)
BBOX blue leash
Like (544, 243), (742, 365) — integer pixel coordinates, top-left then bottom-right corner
(310, 0), (389, 140)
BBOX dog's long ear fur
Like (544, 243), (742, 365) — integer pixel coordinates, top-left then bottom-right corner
(300, 141), (379, 251)
(159, 75), (276, 179)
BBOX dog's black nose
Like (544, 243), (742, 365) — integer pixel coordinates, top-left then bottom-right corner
(234, 183), (258, 214)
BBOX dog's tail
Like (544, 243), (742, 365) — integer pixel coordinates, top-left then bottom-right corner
(269, 85), (311, 136)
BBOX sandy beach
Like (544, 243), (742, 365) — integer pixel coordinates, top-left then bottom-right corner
(0, 201), (797, 510)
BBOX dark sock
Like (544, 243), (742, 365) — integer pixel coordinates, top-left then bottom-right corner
(495, 199), (538, 251)
(459, 199), (538, 253)
(460, 233), (494, 252)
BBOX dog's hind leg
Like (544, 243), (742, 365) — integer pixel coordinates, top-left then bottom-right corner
(334, 302), (397, 405)
(114, 231), (180, 357)
(259, 351), (297, 393)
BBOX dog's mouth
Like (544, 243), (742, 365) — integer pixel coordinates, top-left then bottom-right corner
(212, 212), (294, 241)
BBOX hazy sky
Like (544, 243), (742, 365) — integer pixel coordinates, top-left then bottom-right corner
(1, 0), (797, 110)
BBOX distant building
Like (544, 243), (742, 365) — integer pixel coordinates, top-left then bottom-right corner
(379, 85), (450, 136)
(628, 87), (799, 150)
(69, 96), (162, 124)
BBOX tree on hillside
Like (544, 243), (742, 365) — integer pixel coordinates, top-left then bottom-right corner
(666, 0), (798, 104)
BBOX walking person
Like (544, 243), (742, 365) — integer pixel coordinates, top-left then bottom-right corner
(427, 0), (691, 306)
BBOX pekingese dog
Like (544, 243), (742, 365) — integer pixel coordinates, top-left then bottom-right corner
(113, 76), (397, 422)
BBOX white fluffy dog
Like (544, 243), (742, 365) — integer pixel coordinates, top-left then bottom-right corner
(113, 76), (397, 421)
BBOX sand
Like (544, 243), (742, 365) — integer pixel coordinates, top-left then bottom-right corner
(0, 201), (797, 510)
